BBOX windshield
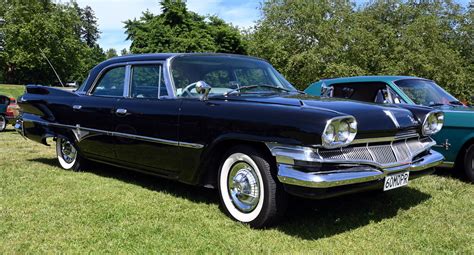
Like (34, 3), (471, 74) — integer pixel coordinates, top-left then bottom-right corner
(395, 79), (459, 106)
(76, 73), (90, 93)
(170, 55), (296, 97)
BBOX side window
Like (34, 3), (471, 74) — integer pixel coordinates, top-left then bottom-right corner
(131, 64), (167, 99)
(92, 66), (125, 97)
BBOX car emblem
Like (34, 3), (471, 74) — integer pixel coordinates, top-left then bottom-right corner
(384, 110), (400, 128)
(408, 115), (418, 125)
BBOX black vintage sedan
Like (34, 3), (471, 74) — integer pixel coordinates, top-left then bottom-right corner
(16, 54), (444, 227)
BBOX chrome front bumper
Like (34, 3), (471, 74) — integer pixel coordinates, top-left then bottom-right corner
(266, 141), (444, 191)
(277, 150), (443, 189)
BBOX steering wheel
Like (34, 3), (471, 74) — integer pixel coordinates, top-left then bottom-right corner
(181, 82), (198, 97)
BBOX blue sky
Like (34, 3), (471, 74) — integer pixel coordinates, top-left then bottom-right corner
(75, 0), (472, 52)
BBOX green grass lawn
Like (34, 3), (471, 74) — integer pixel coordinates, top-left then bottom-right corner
(0, 128), (473, 253)
(0, 84), (25, 99)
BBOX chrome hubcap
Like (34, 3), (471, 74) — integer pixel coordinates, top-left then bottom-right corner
(228, 162), (260, 213)
(60, 139), (77, 164)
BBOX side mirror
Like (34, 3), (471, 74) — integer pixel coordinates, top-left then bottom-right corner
(195, 81), (212, 101)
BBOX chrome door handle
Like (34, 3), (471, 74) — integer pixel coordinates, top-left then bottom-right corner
(115, 108), (128, 116)
(72, 105), (82, 111)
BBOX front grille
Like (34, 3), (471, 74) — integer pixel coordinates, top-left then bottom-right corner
(317, 137), (434, 167)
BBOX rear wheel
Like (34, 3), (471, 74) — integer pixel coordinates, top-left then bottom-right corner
(463, 145), (474, 183)
(56, 137), (84, 171)
(218, 146), (287, 228)
(0, 115), (6, 132)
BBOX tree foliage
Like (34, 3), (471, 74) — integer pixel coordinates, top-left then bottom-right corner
(105, 48), (118, 59)
(77, 5), (100, 47)
(0, 0), (105, 85)
(247, 0), (473, 101)
(124, 0), (246, 54)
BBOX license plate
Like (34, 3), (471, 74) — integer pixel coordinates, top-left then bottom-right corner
(384, 172), (409, 191)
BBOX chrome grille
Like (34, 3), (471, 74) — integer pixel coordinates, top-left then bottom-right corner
(317, 137), (434, 167)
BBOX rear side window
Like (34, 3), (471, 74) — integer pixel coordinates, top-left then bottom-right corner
(91, 66), (126, 97)
(131, 64), (168, 99)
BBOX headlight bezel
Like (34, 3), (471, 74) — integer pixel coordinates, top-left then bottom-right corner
(422, 111), (444, 136)
(322, 116), (358, 149)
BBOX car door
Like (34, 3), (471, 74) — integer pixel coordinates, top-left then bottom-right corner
(71, 65), (126, 160)
(113, 63), (181, 175)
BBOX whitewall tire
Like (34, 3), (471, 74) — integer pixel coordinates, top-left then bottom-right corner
(56, 137), (83, 171)
(218, 146), (287, 228)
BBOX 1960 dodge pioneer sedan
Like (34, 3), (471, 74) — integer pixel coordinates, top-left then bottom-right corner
(306, 76), (474, 183)
(16, 54), (444, 227)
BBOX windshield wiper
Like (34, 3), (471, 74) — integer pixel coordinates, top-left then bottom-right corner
(449, 100), (464, 106)
(429, 103), (446, 107)
(224, 85), (303, 96)
(429, 101), (464, 107)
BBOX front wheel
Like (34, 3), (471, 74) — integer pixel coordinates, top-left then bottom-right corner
(0, 115), (6, 132)
(463, 145), (474, 183)
(56, 137), (84, 171)
(218, 146), (287, 228)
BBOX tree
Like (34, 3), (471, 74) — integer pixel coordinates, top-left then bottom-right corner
(247, 0), (473, 101)
(0, 0), (105, 85)
(121, 48), (129, 56)
(105, 48), (118, 59)
(124, 0), (246, 54)
(80, 6), (100, 47)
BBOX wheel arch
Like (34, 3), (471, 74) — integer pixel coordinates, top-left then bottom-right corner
(197, 137), (275, 188)
(455, 136), (474, 168)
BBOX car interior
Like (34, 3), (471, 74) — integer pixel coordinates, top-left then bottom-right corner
(171, 58), (283, 97)
(328, 82), (403, 104)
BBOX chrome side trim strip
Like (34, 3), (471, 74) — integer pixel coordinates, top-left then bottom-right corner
(23, 118), (204, 149)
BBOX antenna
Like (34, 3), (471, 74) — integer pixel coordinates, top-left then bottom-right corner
(39, 48), (65, 87)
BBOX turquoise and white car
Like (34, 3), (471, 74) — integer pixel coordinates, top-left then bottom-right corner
(306, 76), (474, 182)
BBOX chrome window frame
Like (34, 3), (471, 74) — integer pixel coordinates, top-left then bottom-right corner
(165, 56), (178, 97)
(87, 63), (129, 98)
(127, 61), (173, 99)
(88, 60), (176, 99)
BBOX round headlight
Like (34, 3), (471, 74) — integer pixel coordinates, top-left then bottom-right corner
(323, 123), (336, 144)
(322, 116), (357, 149)
(422, 111), (444, 136)
(337, 121), (350, 142)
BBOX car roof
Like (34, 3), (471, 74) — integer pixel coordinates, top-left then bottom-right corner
(97, 53), (264, 66)
(318, 75), (429, 84)
(81, 53), (268, 93)
(90, 53), (266, 77)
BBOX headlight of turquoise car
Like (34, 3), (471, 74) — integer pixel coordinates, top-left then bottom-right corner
(422, 111), (444, 136)
(322, 116), (357, 149)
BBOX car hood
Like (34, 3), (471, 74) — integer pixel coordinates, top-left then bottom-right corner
(222, 94), (421, 135)
(434, 104), (474, 112)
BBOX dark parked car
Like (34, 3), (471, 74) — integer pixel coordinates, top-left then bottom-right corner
(0, 95), (20, 132)
(16, 54), (444, 227)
